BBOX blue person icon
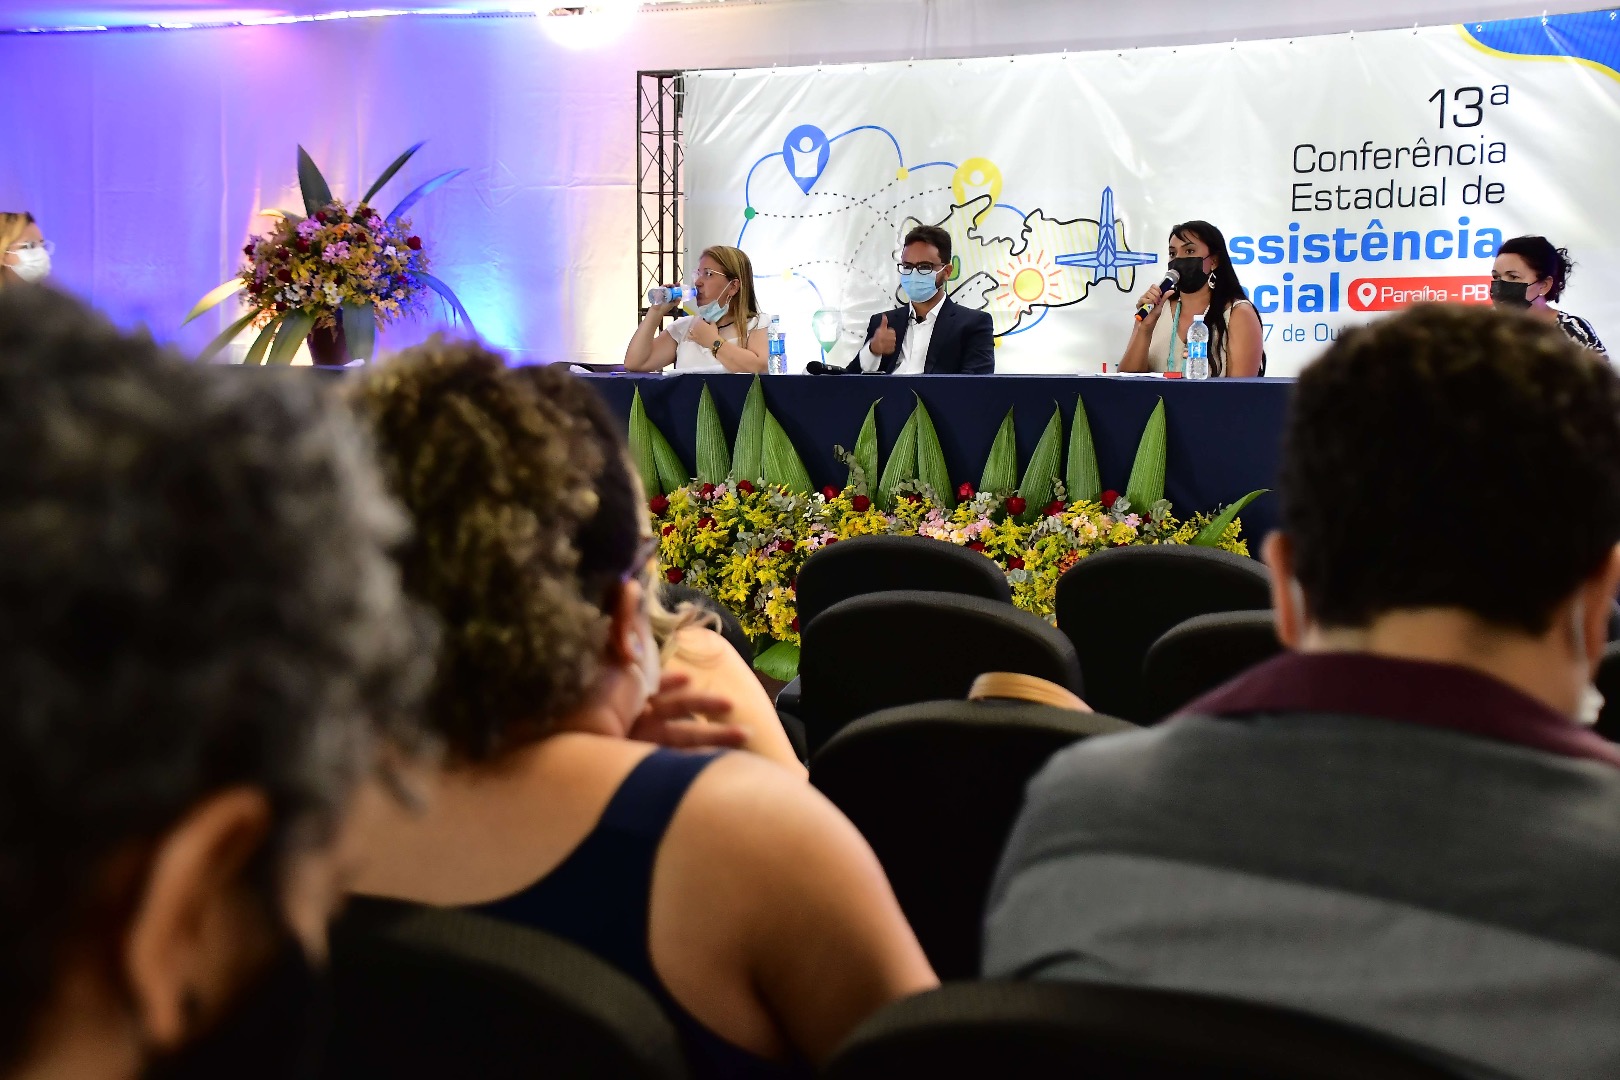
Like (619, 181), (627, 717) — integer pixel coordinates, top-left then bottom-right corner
(782, 125), (830, 194)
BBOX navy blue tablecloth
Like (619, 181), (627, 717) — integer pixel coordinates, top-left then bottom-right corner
(588, 373), (1292, 543)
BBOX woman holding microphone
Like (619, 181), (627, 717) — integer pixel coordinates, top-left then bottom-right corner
(1121, 220), (1263, 378)
(625, 245), (771, 374)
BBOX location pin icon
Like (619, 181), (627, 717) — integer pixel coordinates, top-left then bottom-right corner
(1356, 281), (1378, 307)
(783, 124), (830, 195)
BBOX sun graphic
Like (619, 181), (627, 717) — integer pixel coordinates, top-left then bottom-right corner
(994, 251), (1065, 321)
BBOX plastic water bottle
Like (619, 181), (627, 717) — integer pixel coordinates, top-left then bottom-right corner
(646, 285), (697, 307)
(1186, 314), (1210, 381)
(767, 316), (787, 375)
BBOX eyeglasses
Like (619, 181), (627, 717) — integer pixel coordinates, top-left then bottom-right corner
(897, 262), (946, 275)
(623, 534), (661, 583)
(8, 240), (53, 255)
(692, 268), (732, 281)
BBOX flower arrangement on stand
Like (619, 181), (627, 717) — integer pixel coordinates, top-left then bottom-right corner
(184, 143), (473, 365)
(633, 378), (1261, 680)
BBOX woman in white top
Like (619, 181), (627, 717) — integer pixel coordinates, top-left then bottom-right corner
(1121, 220), (1264, 378)
(625, 244), (770, 374)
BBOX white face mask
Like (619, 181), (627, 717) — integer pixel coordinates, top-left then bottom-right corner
(7, 245), (49, 283)
(632, 618), (662, 702)
(1572, 596), (1606, 726)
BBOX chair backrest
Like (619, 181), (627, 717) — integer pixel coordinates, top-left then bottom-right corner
(321, 896), (689, 1080)
(811, 701), (1133, 980)
(796, 535), (1012, 631)
(1055, 546), (1272, 723)
(661, 583), (753, 664)
(1595, 640), (1620, 743)
(1142, 610), (1283, 722)
(798, 590), (1082, 754)
(824, 981), (1485, 1080)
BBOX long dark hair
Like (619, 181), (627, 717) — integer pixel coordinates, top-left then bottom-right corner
(1171, 220), (1249, 377)
(1496, 235), (1574, 302)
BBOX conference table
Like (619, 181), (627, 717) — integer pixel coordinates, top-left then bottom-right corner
(589, 374), (1292, 544)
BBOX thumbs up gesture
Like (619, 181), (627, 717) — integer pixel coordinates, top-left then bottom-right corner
(871, 314), (898, 357)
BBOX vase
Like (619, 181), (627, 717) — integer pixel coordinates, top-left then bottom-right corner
(306, 320), (351, 367)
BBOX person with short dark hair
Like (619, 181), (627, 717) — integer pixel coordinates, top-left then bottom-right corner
(0, 286), (432, 1080)
(1492, 234), (1605, 354)
(986, 304), (1620, 1079)
(846, 224), (994, 374)
(349, 343), (935, 1078)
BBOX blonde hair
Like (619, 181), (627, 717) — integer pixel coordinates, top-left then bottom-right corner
(0, 214), (36, 290)
(701, 245), (760, 343)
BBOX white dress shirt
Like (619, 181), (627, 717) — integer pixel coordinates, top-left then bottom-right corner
(858, 303), (940, 374)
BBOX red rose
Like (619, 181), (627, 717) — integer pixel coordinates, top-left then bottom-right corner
(296, 239), (310, 253)
(1100, 490), (1120, 508)
(737, 479), (756, 494)
(1008, 556), (1026, 571)
(791, 617), (801, 633)
(824, 537), (839, 546)
(697, 516), (714, 529)
(242, 243), (255, 257)
(967, 541), (986, 553)
(648, 495), (669, 515)
(957, 482), (976, 501)
(1005, 496), (1027, 516)
(777, 539), (794, 554)
(905, 493), (921, 504)
(821, 485), (839, 500)
(406, 236), (423, 250)
(665, 567), (684, 584)
(276, 269), (292, 283)
(1043, 500), (1065, 517)
(661, 524), (675, 536)
(699, 483), (716, 498)
(315, 211), (329, 224)
(851, 495), (871, 512)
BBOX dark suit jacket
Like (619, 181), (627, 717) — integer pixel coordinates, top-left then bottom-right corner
(843, 298), (995, 374)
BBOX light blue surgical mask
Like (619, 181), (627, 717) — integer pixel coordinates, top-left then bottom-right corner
(901, 269), (941, 305)
(696, 299), (727, 323)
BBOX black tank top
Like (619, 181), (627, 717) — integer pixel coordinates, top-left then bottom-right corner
(471, 748), (811, 1079)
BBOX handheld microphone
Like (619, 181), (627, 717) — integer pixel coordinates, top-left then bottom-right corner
(805, 361), (846, 375)
(1134, 268), (1181, 322)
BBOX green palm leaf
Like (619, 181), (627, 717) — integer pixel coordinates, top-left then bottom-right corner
(182, 279), (245, 325)
(978, 407), (1018, 495)
(1124, 398), (1167, 513)
(1017, 404), (1064, 522)
(732, 377), (766, 484)
(342, 302), (375, 364)
(387, 168), (468, 224)
(1193, 489), (1269, 547)
(1065, 394), (1101, 503)
(651, 424), (688, 495)
(695, 384), (731, 485)
(850, 401), (879, 494)
(763, 412), (813, 494)
(362, 141), (426, 206)
(754, 641), (799, 682)
(242, 316), (282, 366)
(876, 407), (919, 512)
(912, 395), (953, 508)
(199, 310), (257, 362)
(297, 145), (334, 217)
(267, 311), (315, 364)
(627, 388), (662, 497)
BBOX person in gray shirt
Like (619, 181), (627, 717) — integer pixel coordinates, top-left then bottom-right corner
(985, 303), (1620, 1080)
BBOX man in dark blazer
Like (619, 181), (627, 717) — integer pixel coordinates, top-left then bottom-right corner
(844, 224), (996, 374)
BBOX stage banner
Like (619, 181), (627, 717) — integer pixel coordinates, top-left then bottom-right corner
(682, 11), (1620, 376)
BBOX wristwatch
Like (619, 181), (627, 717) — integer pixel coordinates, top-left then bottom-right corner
(709, 338), (724, 358)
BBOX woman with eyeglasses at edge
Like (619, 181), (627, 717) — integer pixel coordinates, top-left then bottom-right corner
(625, 245), (771, 374)
(0, 213), (51, 288)
(1120, 220), (1264, 378)
(1489, 235), (1605, 355)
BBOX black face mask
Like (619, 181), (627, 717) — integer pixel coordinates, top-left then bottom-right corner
(144, 939), (329, 1080)
(1168, 257), (1209, 294)
(1490, 279), (1535, 308)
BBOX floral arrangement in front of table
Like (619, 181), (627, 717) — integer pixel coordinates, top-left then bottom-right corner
(184, 143), (473, 365)
(630, 378), (1263, 680)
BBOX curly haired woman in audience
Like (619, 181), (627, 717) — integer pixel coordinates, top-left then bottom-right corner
(349, 343), (935, 1078)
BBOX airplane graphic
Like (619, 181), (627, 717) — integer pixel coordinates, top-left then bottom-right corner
(1054, 187), (1158, 283)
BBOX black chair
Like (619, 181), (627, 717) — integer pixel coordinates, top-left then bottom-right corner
(1055, 546), (1272, 723)
(796, 534), (1013, 630)
(824, 981), (1490, 1079)
(811, 700), (1133, 980)
(798, 591), (1083, 755)
(1594, 640), (1620, 744)
(660, 583), (752, 664)
(321, 896), (689, 1080)
(1142, 610), (1283, 722)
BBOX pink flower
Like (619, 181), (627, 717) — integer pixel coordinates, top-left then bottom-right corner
(367, 215), (384, 231)
(296, 218), (321, 240)
(322, 241), (351, 263)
